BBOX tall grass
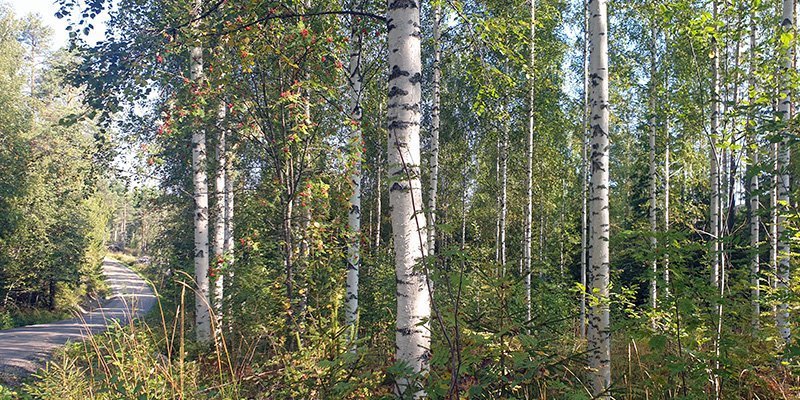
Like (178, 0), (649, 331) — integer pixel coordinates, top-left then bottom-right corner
(23, 279), (240, 400)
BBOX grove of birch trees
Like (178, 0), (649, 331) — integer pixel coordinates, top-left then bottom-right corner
(4, 0), (800, 398)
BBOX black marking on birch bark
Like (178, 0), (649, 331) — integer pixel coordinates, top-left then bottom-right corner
(350, 204), (360, 215)
(399, 103), (420, 112)
(390, 182), (408, 193)
(388, 120), (419, 129)
(409, 73), (422, 84)
(196, 249), (205, 258)
(389, 86), (409, 97)
(347, 262), (358, 271)
(397, 276), (413, 285)
(396, 291), (409, 298)
(389, 66), (410, 81)
(589, 72), (602, 87)
(419, 350), (431, 362)
(397, 327), (414, 336)
(388, 0), (418, 10)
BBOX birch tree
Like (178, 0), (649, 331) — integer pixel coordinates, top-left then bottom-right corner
(427, 0), (441, 258)
(710, 0), (721, 290)
(776, 0), (793, 345)
(345, 9), (364, 337)
(648, 25), (658, 317)
(387, 0), (430, 395)
(213, 100), (226, 340)
(524, 0), (536, 330)
(580, 0), (589, 340)
(190, 0), (211, 344)
(748, 8), (759, 333)
(588, 0), (611, 396)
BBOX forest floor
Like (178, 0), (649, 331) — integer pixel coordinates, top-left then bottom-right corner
(0, 258), (155, 386)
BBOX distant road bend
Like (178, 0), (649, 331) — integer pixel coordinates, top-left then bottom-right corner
(0, 258), (156, 379)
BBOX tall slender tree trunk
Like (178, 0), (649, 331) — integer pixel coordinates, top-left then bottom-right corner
(771, 140), (779, 319)
(580, 0), (589, 340)
(224, 145), (235, 331)
(776, 0), (794, 345)
(664, 98), (670, 298)
(710, 0), (721, 290)
(648, 26), (658, 319)
(213, 101), (227, 341)
(345, 13), (364, 337)
(711, 4), (724, 397)
(524, 0), (536, 328)
(374, 154), (382, 250)
(499, 110), (508, 272)
(190, 0), (211, 345)
(663, 30), (671, 298)
(588, 0), (611, 396)
(748, 9), (760, 334)
(427, 0), (441, 258)
(387, 0), (430, 395)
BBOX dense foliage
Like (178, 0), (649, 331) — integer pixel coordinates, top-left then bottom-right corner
(0, 7), (117, 327)
(1, 0), (800, 398)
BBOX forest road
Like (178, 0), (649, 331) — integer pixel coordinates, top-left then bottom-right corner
(0, 258), (156, 383)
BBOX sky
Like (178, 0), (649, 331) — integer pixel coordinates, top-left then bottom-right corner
(7, 0), (108, 50)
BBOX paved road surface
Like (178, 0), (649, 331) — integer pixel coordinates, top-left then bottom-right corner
(0, 258), (156, 380)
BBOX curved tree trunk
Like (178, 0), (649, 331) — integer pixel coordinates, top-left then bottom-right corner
(387, 0), (430, 396)
(588, 0), (611, 396)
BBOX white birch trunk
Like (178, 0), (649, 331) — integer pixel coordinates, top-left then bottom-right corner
(588, 0), (611, 396)
(224, 145), (235, 331)
(664, 113), (671, 297)
(748, 11), (760, 333)
(523, 0), (536, 330)
(375, 154), (382, 249)
(387, 1), (430, 395)
(771, 141), (779, 319)
(710, 0), (721, 290)
(499, 105), (508, 272)
(649, 29), (658, 317)
(213, 101), (226, 341)
(345, 15), (364, 336)
(776, 0), (793, 345)
(190, 0), (211, 344)
(427, 1), (441, 257)
(580, 0), (589, 340)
